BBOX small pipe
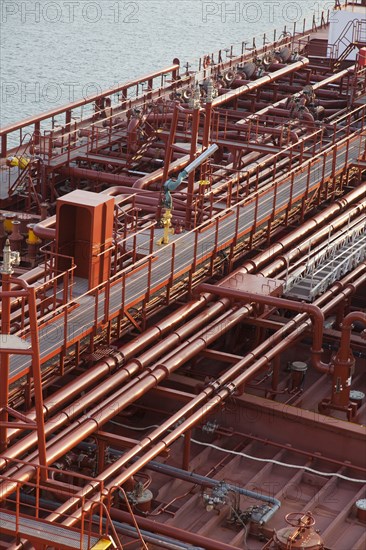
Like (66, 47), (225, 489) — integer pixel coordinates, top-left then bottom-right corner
(136, 459), (281, 524)
(78, 441), (281, 521)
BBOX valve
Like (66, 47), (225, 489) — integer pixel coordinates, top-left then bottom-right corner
(202, 481), (229, 511)
(1, 239), (20, 274)
(228, 504), (272, 526)
(126, 481), (153, 513)
(157, 208), (174, 246)
(272, 511), (325, 549)
(158, 144), (219, 244)
(201, 420), (219, 434)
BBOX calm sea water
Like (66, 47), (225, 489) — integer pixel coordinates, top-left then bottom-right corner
(0, 0), (332, 127)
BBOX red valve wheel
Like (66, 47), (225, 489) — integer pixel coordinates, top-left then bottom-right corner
(285, 512), (315, 528)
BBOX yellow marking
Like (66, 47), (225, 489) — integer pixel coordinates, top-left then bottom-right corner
(90, 538), (113, 550)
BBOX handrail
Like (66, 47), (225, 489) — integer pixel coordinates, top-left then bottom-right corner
(8, 128), (364, 341)
(0, 65), (180, 136)
(0, 6), (331, 160)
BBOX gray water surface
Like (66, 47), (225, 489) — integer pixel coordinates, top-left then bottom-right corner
(0, 0), (332, 126)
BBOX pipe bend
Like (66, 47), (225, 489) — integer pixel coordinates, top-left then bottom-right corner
(311, 349), (333, 375)
(341, 311), (366, 331)
(33, 215), (56, 240)
(336, 311), (366, 365)
(196, 283), (329, 374)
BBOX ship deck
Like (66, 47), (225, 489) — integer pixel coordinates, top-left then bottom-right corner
(0, 3), (366, 549)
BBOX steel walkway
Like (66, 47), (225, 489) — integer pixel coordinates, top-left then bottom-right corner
(8, 131), (366, 381)
(285, 225), (366, 301)
(0, 510), (99, 549)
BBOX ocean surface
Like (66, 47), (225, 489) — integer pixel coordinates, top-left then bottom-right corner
(0, 0), (332, 127)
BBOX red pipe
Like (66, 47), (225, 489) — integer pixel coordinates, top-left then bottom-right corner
(85, 274), (366, 505)
(212, 58), (310, 107)
(331, 311), (366, 407)
(1, 296), (228, 467)
(241, 184), (366, 275)
(2, 266), (364, 517)
(196, 283), (330, 374)
(111, 509), (241, 550)
(32, 215), (56, 240)
(235, 65), (355, 124)
(44, 267), (366, 525)
(59, 166), (138, 186)
(5, 294), (213, 444)
(221, 124), (300, 143)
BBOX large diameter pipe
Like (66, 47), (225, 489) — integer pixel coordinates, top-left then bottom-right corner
(7, 267), (363, 526)
(5, 294), (213, 444)
(4, 260), (364, 492)
(6, 197), (362, 452)
(0, 300), (239, 480)
(0, 296), (229, 469)
(60, 165), (137, 186)
(59, 165), (138, 186)
(5, 198), (365, 463)
(331, 311), (366, 407)
(338, 312), (366, 363)
(49, 268), (366, 526)
(111, 509), (240, 550)
(213, 58), (310, 108)
(197, 284), (329, 373)
(34, 306), (254, 522)
(5, 272), (365, 528)
(89, 273), (366, 504)
(3, 265), (365, 512)
(235, 65), (355, 127)
(240, 184), (366, 275)
(32, 215), (56, 240)
(12, 190), (350, 464)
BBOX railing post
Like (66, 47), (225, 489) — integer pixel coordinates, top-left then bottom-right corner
(1, 133), (7, 158)
(104, 278), (111, 324)
(147, 256), (152, 302)
(192, 230), (198, 273)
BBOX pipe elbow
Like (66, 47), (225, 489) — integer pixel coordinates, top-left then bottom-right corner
(33, 215), (56, 240)
(307, 303), (325, 324)
(342, 311), (366, 331)
(311, 349), (333, 375)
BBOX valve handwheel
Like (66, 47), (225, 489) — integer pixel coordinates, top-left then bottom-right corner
(285, 511), (316, 527)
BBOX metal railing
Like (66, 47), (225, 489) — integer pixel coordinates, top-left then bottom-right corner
(7, 126), (365, 381)
(0, 459), (121, 550)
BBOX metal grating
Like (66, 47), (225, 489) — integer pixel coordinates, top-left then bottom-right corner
(285, 224), (366, 301)
(0, 511), (99, 549)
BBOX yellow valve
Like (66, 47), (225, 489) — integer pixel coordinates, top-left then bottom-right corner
(157, 208), (173, 246)
(3, 214), (16, 233)
(26, 224), (41, 245)
(199, 179), (210, 186)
